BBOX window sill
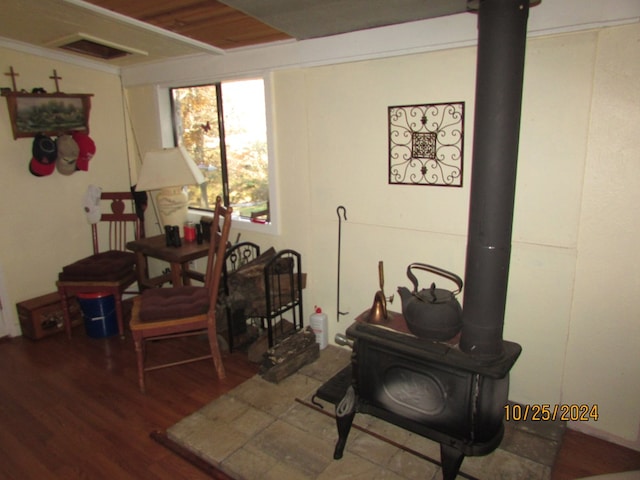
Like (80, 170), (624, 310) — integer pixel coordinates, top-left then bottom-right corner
(187, 209), (279, 236)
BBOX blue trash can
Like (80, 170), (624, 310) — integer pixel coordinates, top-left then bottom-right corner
(76, 292), (118, 338)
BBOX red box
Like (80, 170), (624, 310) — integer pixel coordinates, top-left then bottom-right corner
(16, 292), (81, 340)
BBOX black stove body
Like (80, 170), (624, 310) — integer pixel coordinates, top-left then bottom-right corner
(331, 319), (520, 479)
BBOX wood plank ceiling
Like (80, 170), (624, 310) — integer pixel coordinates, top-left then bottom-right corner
(82, 0), (293, 50)
(1, 0), (476, 67)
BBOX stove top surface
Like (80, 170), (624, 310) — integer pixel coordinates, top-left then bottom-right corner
(349, 309), (521, 378)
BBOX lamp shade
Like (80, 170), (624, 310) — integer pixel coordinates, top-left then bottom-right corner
(136, 146), (205, 229)
(136, 146), (205, 191)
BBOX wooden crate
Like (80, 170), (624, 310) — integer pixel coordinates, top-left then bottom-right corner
(16, 292), (82, 340)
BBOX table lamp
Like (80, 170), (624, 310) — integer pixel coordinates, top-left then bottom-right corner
(135, 146), (205, 228)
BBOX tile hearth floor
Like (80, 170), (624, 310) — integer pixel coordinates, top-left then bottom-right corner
(168, 346), (564, 480)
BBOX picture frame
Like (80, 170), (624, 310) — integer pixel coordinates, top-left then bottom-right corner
(2, 91), (92, 139)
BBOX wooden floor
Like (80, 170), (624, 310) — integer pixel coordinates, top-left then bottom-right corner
(0, 328), (257, 480)
(551, 429), (640, 480)
(1, 329), (638, 480)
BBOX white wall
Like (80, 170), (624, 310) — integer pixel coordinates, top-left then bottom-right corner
(271, 30), (591, 404)
(124, 21), (640, 448)
(291, 25), (640, 449)
(2, 0), (637, 450)
(562, 23), (640, 446)
(0, 47), (131, 335)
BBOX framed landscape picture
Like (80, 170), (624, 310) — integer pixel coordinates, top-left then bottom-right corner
(2, 92), (92, 139)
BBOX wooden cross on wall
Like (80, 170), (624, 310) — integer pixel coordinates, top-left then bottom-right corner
(49, 70), (62, 93)
(4, 66), (19, 92)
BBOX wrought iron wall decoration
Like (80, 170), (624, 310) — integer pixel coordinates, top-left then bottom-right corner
(388, 102), (464, 187)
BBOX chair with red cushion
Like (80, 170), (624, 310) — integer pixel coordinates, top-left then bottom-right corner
(129, 196), (232, 393)
(57, 191), (144, 339)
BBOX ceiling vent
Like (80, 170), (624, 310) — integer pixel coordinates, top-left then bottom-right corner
(48, 33), (148, 60)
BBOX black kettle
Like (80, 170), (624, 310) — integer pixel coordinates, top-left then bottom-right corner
(397, 263), (463, 341)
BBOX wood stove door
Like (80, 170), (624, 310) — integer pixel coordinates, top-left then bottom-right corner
(355, 340), (508, 445)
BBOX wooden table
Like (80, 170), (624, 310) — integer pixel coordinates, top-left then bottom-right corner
(126, 235), (210, 289)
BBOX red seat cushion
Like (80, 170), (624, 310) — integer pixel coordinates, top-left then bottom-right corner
(59, 250), (136, 281)
(139, 286), (209, 321)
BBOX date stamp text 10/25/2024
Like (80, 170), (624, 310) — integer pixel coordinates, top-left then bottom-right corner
(504, 403), (599, 422)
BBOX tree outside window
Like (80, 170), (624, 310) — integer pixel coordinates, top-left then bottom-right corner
(171, 78), (270, 220)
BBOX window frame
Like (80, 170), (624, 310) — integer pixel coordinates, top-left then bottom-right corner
(156, 74), (279, 235)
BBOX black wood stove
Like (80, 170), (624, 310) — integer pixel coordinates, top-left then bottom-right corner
(325, 312), (520, 479)
(316, 1), (537, 478)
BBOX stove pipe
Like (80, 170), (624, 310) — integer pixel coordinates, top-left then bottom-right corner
(460, 0), (532, 356)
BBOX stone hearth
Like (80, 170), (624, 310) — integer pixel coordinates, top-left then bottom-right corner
(167, 346), (564, 479)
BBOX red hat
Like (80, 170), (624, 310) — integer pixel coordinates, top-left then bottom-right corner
(72, 131), (96, 171)
(29, 157), (56, 176)
(32, 134), (57, 163)
(29, 134), (57, 177)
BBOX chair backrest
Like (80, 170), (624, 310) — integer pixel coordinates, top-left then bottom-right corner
(204, 196), (233, 306)
(92, 191), (143, 254)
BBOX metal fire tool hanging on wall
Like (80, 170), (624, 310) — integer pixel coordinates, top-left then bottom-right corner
(336, 206), (348, 322)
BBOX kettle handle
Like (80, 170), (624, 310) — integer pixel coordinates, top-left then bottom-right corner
(406, 263), (463, 296)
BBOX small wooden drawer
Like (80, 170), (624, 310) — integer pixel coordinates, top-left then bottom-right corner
(16, 292), (82, 340)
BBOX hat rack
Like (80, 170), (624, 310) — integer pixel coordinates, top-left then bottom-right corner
(2, 65), (93, 140)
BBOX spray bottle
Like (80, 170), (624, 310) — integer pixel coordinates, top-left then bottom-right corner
(310, 306), (328, 349)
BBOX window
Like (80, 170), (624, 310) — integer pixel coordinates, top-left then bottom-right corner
(170, 78), (271, 223)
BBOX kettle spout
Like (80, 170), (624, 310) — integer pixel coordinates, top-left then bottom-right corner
(397, 286), (412, 307)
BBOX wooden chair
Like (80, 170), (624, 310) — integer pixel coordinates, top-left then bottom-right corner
(57, 191), (144, 339)
(129, 197), (232, 393)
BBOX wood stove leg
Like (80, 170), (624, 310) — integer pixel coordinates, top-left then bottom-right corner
(439, 443), (465, 480)
(333, 385), (356, 460)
